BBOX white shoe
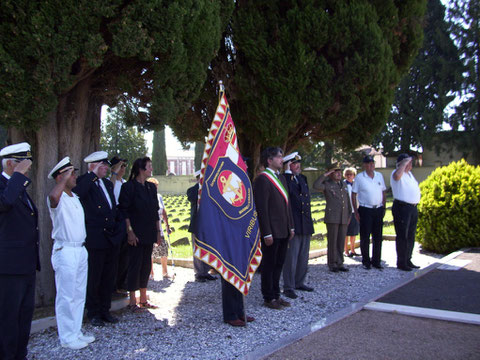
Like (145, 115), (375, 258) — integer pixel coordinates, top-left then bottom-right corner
(78, 333), (95, 343)
(61, 339), (88, 350)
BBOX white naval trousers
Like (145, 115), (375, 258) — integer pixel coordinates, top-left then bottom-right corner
(51, 242), (88, 344)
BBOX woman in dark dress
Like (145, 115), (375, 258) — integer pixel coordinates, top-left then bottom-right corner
(119, 157), (164, 311)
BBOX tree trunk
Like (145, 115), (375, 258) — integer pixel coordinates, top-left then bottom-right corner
(194, 141), (205, 172)
(9, 77), (101, 306)
(324, 141), (334, 167)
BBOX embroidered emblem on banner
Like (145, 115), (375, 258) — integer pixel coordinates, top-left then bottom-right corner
(205, 157), (253, 220)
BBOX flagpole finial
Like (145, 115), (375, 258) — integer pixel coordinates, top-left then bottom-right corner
(218, 81), (225, 100)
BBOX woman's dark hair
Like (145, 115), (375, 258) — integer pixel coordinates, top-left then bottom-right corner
(260, 147), (283, 168)
(128, 157), (151, 181)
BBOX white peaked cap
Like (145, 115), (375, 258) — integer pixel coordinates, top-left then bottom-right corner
(48, 156), (76, 179)
(84, 151), (109, 164)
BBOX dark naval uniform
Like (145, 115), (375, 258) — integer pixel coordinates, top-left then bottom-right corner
(73, 172), (124, 321)
(282, 172), (314, 292)
(0, 172), (39, 360)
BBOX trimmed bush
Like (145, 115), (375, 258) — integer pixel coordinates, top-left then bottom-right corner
(417, 159), (480, 254)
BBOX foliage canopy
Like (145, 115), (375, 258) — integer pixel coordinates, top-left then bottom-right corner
(100, 106), (148, 173)
(0, 0), (234, 131)
(173, 0), (427, 158)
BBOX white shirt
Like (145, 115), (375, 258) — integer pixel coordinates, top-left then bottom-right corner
(157, 193), (165, 213)
(111, 178), (126, 205)
(97, 179), (112, 208)
(48, 192), (86, 243)
(352, 171), (386, 207)
(390, 170), (421, 204)
(2, 171), (10, 179)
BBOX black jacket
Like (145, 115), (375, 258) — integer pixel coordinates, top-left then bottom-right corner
(73, 172), (125, 249)
(119, 179), (159, 244)
(0, 173), (39, 274)
(284, 173), (314, 235)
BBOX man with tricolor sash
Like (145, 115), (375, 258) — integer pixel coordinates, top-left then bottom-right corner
(254, 147), (295, 310)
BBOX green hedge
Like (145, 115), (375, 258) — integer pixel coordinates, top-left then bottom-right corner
(417, 159), (480, 254)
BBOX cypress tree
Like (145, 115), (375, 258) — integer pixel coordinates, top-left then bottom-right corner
(173, 0), (427, 167)
(374, 0), (464, 156)
(447, 0), (480, 164)
(152, 130), (167, 176)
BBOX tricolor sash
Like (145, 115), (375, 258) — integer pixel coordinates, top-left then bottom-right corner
(261, 168), (289, 204)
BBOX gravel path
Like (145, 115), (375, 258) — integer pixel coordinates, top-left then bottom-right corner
(27, 241), (442, 360)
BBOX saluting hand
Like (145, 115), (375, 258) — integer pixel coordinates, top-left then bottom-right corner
(59, 167), (74, 182)
(13, 159), (32, 175)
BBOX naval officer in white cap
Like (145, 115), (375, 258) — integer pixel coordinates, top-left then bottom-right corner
(73, 151), (125, 326)
(48, 157), (95, 349)
(281, 152), (314, 299)
(0, 142), (39, 360)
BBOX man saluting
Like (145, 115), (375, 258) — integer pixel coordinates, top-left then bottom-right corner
(73, 151), (125, 327)
(0, 142), (39, 360)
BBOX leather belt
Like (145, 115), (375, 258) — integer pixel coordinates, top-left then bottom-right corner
(55, 241), (85, 247)
(359, 204), (383, 209)
(394, 199), (417, 207)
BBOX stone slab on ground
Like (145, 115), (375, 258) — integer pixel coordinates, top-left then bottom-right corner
(377, 249), (480, 314)
(265, 310), (480, 360)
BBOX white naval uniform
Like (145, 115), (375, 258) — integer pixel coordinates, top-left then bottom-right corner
(48, 192), (88, 345)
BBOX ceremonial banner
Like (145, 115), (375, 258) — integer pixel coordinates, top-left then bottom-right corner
(194, 83), (262, 295)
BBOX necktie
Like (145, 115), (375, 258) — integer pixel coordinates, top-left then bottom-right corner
(97, 180), (112, 208)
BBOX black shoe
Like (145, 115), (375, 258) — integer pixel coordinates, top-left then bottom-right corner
(338, 266), (349, 272)
(296, 285), (314, 292)
(397, 265), (412, 271)
(204, 274), (217, 281)
(329, 267), (339, 273)
(263, 300), (282, 310)
(195, 276), (206, 283)
(90, 317), (105, 327)
(372, 264), (384, 270)
(101, 313), (119, 323)
(363, 264), (371, 270)
(283, 290), (298, 299)
(407, 262), (420, 269)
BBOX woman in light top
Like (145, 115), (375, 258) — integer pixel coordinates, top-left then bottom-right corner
(147, 177), (171, 280)
(343, 167), (359, 257)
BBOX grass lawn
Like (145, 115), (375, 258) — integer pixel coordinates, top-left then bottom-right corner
(162, 193), (396, 259)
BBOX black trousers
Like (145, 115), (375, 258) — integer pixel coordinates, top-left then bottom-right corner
(261, 237), (288, 302)
(127, 243), (153, 291)
(358, 206), (384, 266)
(115, 238), (129, 290)
(392, 200), (418, 268)
(86, 247), (118, 319)
(0, 273), (35, 360)
(221, 277), (245, 322)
